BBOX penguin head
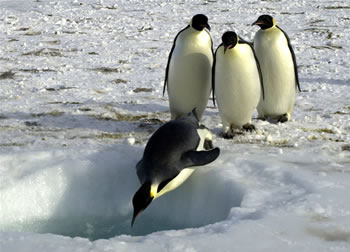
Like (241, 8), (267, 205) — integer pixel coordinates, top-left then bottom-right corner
(177, 108), (200, 126)
(252, 15), (276, 30)
(131, 177), (177, 226)
(221, 31), (238, 54)
(191, 14), (211, 31)
(131, 181), (154, 226)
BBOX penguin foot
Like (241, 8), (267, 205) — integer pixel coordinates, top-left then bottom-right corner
(242, 123), (256, 132)
(222, 128), (243, 139)
(223, 131), (235, 139)
(204, 139), (214, 150)
(278, 114), (288, 123)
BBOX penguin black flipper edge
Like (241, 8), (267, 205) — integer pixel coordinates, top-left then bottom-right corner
(276, 25), (301, 92)
(211, 45), (221, 106)
(163, 25), (190, 96)
(209, 30), (215, 106)
(182, 147), (220, 167)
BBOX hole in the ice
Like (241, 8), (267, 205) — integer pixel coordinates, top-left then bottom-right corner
(0, 148), (244, 240)
(130, 169), (244, 236)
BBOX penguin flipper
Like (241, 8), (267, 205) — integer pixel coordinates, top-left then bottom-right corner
(211, 46), (220, 107)
(277, 25), (301, 92)
(163, 25), (190, 96)
(182, 147), (220, 167)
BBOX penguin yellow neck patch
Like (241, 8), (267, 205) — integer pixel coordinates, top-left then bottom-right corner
(272, 18), (277, 26)
(150, 184), (158, 198)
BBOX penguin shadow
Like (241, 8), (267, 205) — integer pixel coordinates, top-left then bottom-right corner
(209, 124), (256, 140)
(255, 116), (288, 125)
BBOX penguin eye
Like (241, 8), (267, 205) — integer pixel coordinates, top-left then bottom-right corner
(157, 177), (175, 193)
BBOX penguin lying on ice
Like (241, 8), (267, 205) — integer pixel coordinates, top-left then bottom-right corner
(252, 14), (301, 123)
(131, 109), (220, 226)
(163, 14), (214, 121)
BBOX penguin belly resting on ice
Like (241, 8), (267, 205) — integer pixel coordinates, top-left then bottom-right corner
(252, 15), (301, 123)
(213, 31), (264, 138)
(131, 109), (220, 226)
(164, 14), (214, 121)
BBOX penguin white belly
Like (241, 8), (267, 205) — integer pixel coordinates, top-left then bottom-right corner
(254, 30), (296, 119)
(215, 45), (261, 130)
(155, 127), (213, 199)
(168, 30), (213, 120)
(155, 168), (194, 199)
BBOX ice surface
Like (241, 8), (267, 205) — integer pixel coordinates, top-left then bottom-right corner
(1, 0), (350, 251)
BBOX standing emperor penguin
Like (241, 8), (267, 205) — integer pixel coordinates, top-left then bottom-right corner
(213, 31), (264, 138)
(131, 109), (220, 226)
(163, 14), (214, 121)
(252, 15), (301, 123)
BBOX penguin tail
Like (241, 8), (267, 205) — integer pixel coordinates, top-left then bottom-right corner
(182, 147), (220, 167)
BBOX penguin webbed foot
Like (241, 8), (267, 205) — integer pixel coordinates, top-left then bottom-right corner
(222, 127), (242, 139)
(199, 124), (209, 130)
(277, 114), (288, 123)
(242, 123), (256, 132)
(204, 139), (214, 150)
(223, 131), (235, 139)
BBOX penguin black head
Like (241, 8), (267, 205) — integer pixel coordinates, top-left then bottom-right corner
(177, 108), (200, 126)
(252, 15), (275, 30)
(221, 31), (238, 54)
(191, 14), (211, 31)
(131, 181), (153, 226)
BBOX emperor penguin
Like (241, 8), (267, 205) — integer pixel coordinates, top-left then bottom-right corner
(213, 31), (264, 139)
(131, 109), (220, 226)
(252, 15), (301, 123)
(163, 14), (214, 121)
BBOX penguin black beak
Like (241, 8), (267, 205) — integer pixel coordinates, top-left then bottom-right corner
(223, 44), (233, 54)
(131, 197), (153, 227)
(131, 182), (154, 227)
(205, 23), (211, 31)
(131, 209), (143, 227)
(252, 20), (264, 26)
(224, 45), (228, 54)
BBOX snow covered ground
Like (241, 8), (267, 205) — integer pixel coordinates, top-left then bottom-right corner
(1, 0), (350, 251)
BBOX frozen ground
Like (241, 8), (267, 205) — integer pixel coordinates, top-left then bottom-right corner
(0, 0), (350, 251)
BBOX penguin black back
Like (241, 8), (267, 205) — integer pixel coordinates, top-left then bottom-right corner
(137, 118), (201, 182)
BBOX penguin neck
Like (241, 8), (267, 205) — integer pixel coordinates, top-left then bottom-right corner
(223, 46), (237, 56)
(260, 25), (277, 32)
(155, 168), (195, 198)
(150, 183), (159, 199)
(190, 25), (205, 34)
(178, 27), (211, 51)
